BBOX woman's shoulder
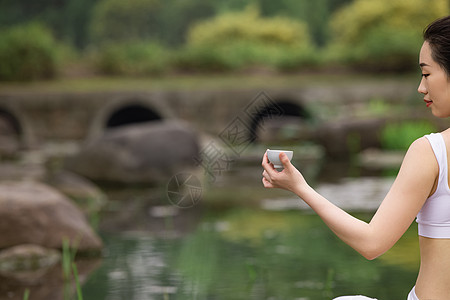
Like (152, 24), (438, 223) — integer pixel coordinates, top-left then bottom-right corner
(409, 135), (434, 152)
(404, 135), (437, 168)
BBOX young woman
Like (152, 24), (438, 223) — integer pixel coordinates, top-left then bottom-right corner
(262, 15), (450, 300)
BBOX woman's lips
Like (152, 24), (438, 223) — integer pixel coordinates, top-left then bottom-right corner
(424, 99), (433, 107)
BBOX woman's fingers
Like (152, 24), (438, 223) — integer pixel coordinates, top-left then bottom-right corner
(279, 152), (292, 170)
(262, 170), (272, 183)
(262, 152), (276, 174)
(262, 176), (274, 188)
(261, 152), (271, 168)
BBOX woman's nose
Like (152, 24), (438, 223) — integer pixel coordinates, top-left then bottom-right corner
(417, 77), (427, 95)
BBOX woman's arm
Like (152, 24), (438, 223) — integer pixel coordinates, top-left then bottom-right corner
(262, 137), (438, 260)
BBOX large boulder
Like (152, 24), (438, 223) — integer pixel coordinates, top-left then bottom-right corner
(65, 121), (200, 184)
(0, 181), (102, 252)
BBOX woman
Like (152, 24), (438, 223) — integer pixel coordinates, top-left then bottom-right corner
(262, 15), (450, 300)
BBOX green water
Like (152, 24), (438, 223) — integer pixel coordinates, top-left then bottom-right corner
(81, 208), (419, 300)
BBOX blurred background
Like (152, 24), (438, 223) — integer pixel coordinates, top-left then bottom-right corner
(0, 0), (449, 299)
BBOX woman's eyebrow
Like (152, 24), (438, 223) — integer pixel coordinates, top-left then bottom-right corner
(420, 62), (430, 67)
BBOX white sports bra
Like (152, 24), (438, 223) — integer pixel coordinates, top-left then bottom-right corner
(416, 133), (450, 238)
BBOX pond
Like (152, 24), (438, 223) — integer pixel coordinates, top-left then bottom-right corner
(79, 149), (419, 300)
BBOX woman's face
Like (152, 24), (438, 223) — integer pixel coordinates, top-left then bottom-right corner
(418, 41), (450, 118)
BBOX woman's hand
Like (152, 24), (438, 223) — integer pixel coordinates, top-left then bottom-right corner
(261, 151), (308, 194)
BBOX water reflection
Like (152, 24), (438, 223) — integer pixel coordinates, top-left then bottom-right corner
(83, 208), (418, 300)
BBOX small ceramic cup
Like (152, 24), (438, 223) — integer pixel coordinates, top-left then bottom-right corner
(266, 149), (293, 169)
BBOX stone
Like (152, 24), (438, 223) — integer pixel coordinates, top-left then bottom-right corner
(0, 181), (102, 252)
(0, 257), (101, 298)
(44, 170), (107, 215)
(315, 118), (387, 158)
(0, 244), (60, 273)
(65, 121), (200, 184)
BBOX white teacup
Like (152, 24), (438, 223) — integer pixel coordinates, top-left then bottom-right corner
(266, 149), (293, 169)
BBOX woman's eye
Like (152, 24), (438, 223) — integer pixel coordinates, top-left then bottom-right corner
(422, 73), (430, 78)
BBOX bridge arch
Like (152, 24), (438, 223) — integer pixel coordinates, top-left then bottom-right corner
(0, 105), (35, 149)
(106, 104), (162, 128)
(88, 96), (173, 140)
(0, 107), (22, 136)
(248, 99), (312, 142)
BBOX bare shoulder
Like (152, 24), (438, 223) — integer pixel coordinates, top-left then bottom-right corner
(408, 136), (434, 155)
(402, 136), (438, 174)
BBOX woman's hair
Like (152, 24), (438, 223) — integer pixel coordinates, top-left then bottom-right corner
(423, 15), (450, 75)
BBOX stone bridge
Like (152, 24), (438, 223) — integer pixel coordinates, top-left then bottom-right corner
(0, 78), (421, 156)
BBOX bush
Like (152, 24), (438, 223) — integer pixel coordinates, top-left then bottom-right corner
(175, 41), (318, 72)
(326, 0), (449, 72)
(94, 41), (171, 76)
(0, 23), (63, 81)
(174, 45), (235, 72)
(179, 5), (316, 71)
(380, 121), (437, 151)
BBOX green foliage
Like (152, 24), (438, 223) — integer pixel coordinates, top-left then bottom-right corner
(2, 0), (448, 75)
(188, 6), (310, 48)
(90, 0), (217, 47)
(180, 6), (316, 71)
(0, 0), (101, 49)
(94, 42), (171, 76)
(216, 0), (353, 47)
(175, 41), (318, 72)
(174, 45), (235, 72)
(367, 98), (391, 116)
(90, 0), (161, 44)
(258, 0), (330, 46)
(0, 22), (63, 81)
(380, 120), (437, 150)
(61, 0), (100, 48)
(325, 0), (449, 71)
(156, 0), (217, 46)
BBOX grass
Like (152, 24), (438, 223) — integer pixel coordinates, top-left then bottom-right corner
(62, 238), (83, 300)
(0, 71), (417, 94)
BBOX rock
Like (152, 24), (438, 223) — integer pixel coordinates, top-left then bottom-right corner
(0, 244), (60, 273)
(255, 116), (312, 143)
(44, 170), (107, 215)
(0, 163), (45, 182)
(315, 118), (387, 158)
(0, 257), (101, 298)
(0, 181), (102, 253)
(65, 121), (200, 184)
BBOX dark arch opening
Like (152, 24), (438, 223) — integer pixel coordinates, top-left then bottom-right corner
(0, 108), (22, 136)
(106, 104), (162, 128)
(249, 100), (311, 142)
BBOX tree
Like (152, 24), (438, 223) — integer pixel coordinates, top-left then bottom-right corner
(89, 0), (161, 45)
(326, 0), (449, 71)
